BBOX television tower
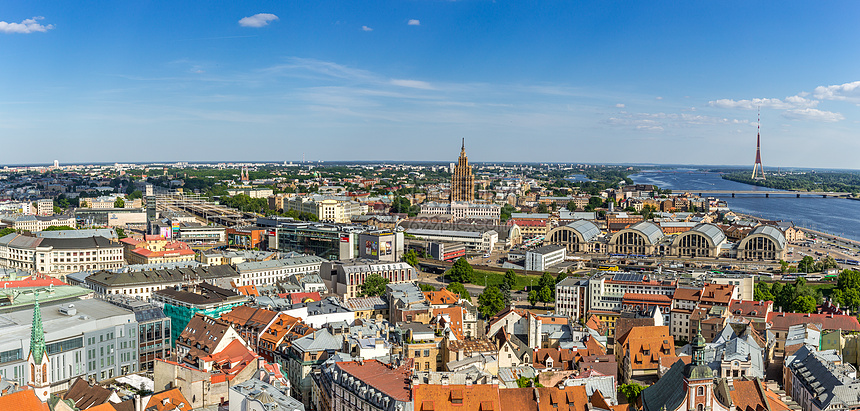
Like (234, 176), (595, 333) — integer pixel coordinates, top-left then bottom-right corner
(751, 108), (765, 180)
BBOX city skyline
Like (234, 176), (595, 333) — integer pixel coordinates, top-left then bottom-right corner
(2, 1), (860, 168)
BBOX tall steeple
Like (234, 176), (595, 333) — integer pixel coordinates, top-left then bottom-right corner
(28, 290), (51, 401)
(30, 292), (45, 365)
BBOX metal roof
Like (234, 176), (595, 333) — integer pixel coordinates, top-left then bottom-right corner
(747, 225), (787, 249)
(565, 220), (601, 242)
(626, 221), (665, 244)
(684, 223), (727, 245)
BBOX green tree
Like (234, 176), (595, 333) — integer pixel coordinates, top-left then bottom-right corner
(566, 200), (579, 211)
(359, 274), (390, 297)
(419, 284), (437, 292)
(754, 282), (774, 302)
(538, 286), (553, 305)
(640, 204), (657, 220)
(792, 295), (817, 313)
(447, 282), (470, 300)
(838, 269), (860, 290)
(555, 272), (568, 285)
(114, 197), (125, 208)
(538, 272), (556, 298)
(537, 203), (549, 213)
(820, 256), (838, 271)
(500, 204), (516, 222)
(588, 196), (604, 209)
(0, 227), (15, 237)
(528, 290), (539, 307)
(115, 228), (127, 239)
(42, 225), (75, 231)
(404, 250), (419, 268)
(449, 258), (475, 284)
(619, 383), (645, 404)
(503, 269), (517, 290)
(477, 286), (505, 317)
(127, 190), (143, 200)
(797, 256), (816, 273)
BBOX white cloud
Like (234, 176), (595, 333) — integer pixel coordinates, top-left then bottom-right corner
(813, 81), (860, 102)
(390, 79), (433, 90)
(361, 25), (373, 31)
(238, 13), (279, 28)
(408, 19), (420, 26)
(782, 108), (844, 122)
(0, 16), (54, 34)
(709, 96), (818, 110)
(615, 103), (625, 108)
(655, 96), (663, 100)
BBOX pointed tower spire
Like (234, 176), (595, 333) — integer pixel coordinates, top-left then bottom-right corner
(752, 107), (765, 180)
(30, 291), (45, 365)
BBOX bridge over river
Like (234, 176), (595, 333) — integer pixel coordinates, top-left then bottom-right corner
(674, 189), (851, 198)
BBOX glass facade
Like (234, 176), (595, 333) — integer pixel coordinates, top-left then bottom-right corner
(275, 226), (344, 260)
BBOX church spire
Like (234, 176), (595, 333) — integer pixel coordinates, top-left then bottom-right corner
(461, 138), (465, 155)
(30, 291), (45, 365)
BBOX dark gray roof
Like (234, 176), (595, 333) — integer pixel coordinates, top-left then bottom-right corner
(642, 359), (686, 411)
(39, 236), (120, 249)
(86, 264), (238, 287)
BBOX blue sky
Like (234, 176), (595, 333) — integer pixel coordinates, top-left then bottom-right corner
(2, 1), (860, 168)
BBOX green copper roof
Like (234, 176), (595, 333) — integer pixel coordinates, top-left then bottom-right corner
(30, 291), (46, 364)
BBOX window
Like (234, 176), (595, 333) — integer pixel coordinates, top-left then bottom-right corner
(697, 386), (704, 396)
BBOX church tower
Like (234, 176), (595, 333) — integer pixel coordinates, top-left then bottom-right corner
(683, 324), (723, 411)
(450, 139), (474, 202)
(27, 291), (51, 402)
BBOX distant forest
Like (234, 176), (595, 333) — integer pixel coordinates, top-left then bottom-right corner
(722, 171), (860, 194)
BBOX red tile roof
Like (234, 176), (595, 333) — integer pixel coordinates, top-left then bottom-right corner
(414, 384), (502, 411)
(700, 283), (735, 305)
(425, 289), (460, 305)
(728, 300), (773, 319)
(498, 388), (538, 411)
(200, 339), (259, 381)
(0, 390), (50, 411)
(731, 379), (790, 411)
(145, 388), (191, 411)
(337, 359), (412, 401)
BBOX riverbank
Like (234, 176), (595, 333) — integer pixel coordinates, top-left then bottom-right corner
(733, 212), (860, 250)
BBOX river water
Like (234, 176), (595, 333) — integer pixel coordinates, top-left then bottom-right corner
(630, 170), (860, 242)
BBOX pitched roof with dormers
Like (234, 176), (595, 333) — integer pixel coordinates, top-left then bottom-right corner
(414, 384), (502, 411)
(145, 388), (191, 411)
(424, 289), (460, 305)
(767, 312), (860, 332)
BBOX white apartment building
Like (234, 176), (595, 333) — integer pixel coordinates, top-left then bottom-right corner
(588, 272), (676, 325)
(556, 277), (588, 321)
(0, 214), (76, 231)
(524, 245), (566, 271)
(419, 201), (501, 221)
(234, 256), (325, 287)
(406, 228), (498, 252)
(0, 233), (124, 276)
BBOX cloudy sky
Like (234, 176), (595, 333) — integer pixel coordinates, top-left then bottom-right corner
(2, 1), (859, 168)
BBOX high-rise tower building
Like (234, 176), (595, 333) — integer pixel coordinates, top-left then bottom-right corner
(450, 139), (474, 202)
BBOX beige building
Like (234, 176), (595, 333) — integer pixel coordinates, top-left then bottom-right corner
(79, 196), (142, 209)
(450, 139), (475, 202)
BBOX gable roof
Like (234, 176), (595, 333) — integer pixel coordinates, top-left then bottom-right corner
(62, 378), (113, 410)
(414, 384), (502, 411)
(0, 390), (50, 411)
(177, 313), (234, 365)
